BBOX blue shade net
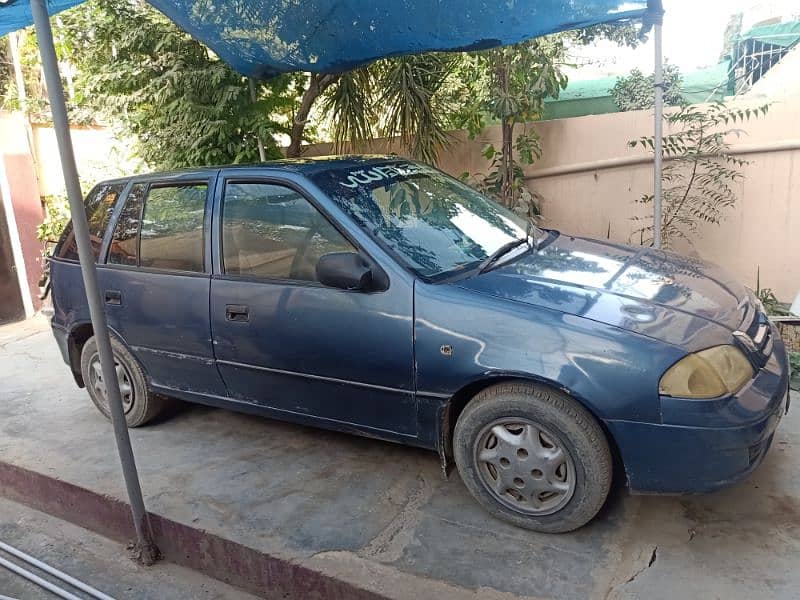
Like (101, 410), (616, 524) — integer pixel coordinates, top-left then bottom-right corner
(2, 0), (658, 77)
(0, 0), (84, 36)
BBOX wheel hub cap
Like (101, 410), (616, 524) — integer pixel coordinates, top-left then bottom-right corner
(89, 354), (134, 414)
(474, 419), (576, 515)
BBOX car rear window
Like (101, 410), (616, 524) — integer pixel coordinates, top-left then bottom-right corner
(139, 184), (207, 272)
(108, 182), (207, 272)
(54, 183), (126, 262)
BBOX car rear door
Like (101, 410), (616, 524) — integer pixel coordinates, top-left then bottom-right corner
(98, 172), (227, 396)
(209, 169), (417, 438)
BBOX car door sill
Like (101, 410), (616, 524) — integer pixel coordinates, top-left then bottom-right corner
(150, 383), (427, 447)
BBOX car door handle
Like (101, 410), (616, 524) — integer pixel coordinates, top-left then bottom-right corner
(225, 304), (249, 322)
(105, 290), (122, 305)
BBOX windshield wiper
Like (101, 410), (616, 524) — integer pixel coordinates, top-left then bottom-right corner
(534, 228), (559, 251)
(478, 237), (529, 274)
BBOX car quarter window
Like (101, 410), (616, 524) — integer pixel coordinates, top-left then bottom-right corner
(222, 181), (355, 282)
(55, 182), (125, 261)
(108, 183), (146, 266)
(108, 182), (207, 272)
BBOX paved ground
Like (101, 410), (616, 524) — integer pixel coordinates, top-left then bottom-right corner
(0, 497), (257, 599)
(1, 314), (798, 599)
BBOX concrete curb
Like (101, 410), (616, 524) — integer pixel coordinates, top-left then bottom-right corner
(0, 461), (385, 600)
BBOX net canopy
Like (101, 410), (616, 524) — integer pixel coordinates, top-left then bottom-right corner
(741, 20), (800, 49)
(2, 0), (661, 77)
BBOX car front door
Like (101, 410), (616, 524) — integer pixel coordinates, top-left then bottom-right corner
(209, 171), (417, 438)
(98, 173), (227, 397)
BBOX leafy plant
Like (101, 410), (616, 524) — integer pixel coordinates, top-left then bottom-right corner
(610, 63), (685, 112)
(755, 267), (792, 316)
(52, 0), (298, 169)
(629, 102), (770, 248)
(0, 37), (13, 101)
(756, 288), (788, 316)
(469, 142), (543, 222)
(447, 24), (639, 209)
(378, 54), (456, 164)
(454, 37), (569, 209)
(37, 194), (71, 249)
(314, 53), (457, 164)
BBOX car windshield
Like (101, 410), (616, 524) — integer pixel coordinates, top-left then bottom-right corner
(311, 161), (536, 280)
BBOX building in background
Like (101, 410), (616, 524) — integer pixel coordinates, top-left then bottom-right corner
(733, 21), (800, 95)
(544, 18), (799, 120)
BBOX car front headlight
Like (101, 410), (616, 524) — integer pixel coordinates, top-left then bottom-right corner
(659, 345), (754, 399)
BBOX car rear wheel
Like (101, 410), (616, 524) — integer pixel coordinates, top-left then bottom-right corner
(80, 336), (165, 427)
(453, 382), (612, 533)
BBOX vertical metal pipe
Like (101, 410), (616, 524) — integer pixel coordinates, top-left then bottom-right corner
(248, 78), (267, 162)
(653, 20), (664, 249)
(29, 0), (158, 564)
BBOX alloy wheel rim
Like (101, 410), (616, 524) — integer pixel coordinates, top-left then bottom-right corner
(474, 418), (576, 515)
(88, 353), (134, 414)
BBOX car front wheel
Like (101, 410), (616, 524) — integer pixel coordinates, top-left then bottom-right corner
(453, 382), (612, 533)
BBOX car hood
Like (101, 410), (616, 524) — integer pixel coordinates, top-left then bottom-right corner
(454, 234), (752, 349)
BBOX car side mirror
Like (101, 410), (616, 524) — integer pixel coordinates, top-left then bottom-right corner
(316, 252), (373, 291)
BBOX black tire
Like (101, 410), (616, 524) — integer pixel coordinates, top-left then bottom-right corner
(80, 336), (165, 427)
(453, 382), (612, 533)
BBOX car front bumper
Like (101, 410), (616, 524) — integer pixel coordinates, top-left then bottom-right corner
(606, 325), (790, 494)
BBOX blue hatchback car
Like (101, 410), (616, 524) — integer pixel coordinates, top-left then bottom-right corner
(49, 156), (790, 532)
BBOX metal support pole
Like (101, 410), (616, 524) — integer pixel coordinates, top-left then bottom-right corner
(30, 0), (159, 565)
(248, 77), (267, 162)
(652, 14), (664, 249)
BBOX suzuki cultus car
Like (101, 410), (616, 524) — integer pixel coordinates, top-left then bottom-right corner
(49, 157), (790, 532)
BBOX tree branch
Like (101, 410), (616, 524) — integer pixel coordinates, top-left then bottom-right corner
(286, 72), (339, 158)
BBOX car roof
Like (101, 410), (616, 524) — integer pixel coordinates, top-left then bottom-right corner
(100, 155), (410, 186)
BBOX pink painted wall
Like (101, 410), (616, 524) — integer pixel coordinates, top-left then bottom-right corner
(304, 96), (800, 301)
(0, 113), (44, 312)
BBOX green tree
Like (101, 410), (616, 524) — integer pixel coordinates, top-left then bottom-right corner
(610, 64), (685, 112)
(47, 0), (456, 167)
(448, 24), (640, 213)
(53, 0), (300, 169)
(0, 37), (12, 100)
(291, 24), (640, 169)
(480, 39), (568, 211)
(287, 53), (456, 164)
(1, 25), (94, 120)
(629, 102), (769, 248)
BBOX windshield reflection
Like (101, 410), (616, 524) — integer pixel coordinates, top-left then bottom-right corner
(313, 161), (531, 279)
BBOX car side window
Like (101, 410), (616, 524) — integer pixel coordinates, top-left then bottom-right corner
(54, 183), (125, 262)
(108, 183), (146, 266)
(139, 184), (207, 272)
(222, 182), (355, 282)
(108, 183), (207, 272)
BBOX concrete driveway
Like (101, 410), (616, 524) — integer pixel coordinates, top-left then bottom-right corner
(0, 496), (258, 599)
(1, 314), (798, 599)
